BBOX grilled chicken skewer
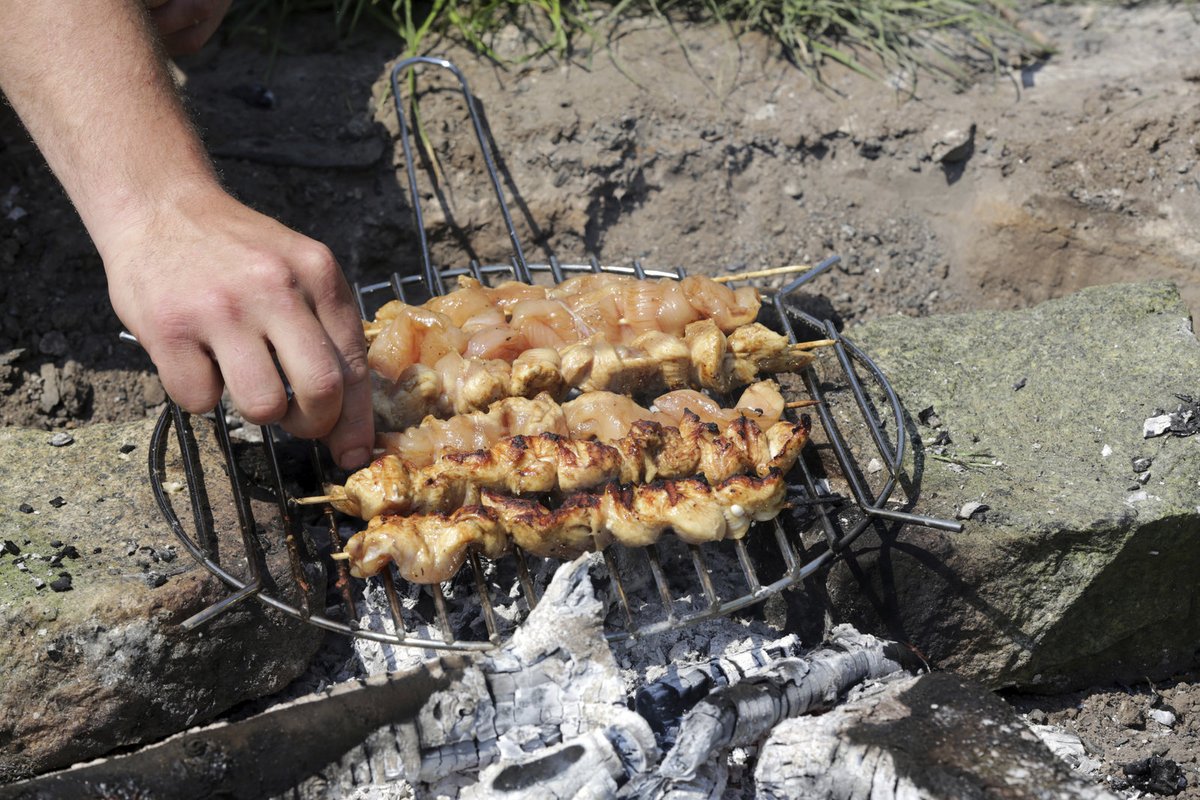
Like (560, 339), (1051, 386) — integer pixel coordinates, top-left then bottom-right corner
(343, 470), (788, 582)
(373, 318), (823, 429)
(319, 413), (810, 520)
(376, 380), (787, 469)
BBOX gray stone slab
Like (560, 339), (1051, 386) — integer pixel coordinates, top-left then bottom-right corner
(0, 415), (324, 781)
(815, 281), (1199, 691)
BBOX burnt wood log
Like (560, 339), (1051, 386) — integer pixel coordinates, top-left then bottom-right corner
(754, 672), (1120, 800)
(621, 626), (913, 799)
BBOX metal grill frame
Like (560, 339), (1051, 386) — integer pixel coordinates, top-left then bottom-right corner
(149, 56), (960, 651)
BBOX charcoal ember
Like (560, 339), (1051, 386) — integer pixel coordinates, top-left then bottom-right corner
(119, 443), (137, 454)
(918, 406), (942, 427)
(1168, 394), (1199, 436)
(2, 539), (19, 555)
(1144, 396), (1200, 438)
(49, 497), (66, 508)
(1114, 756), (1188, 795)
(49, 574), (73, 592)
(18, 503), (33, 514)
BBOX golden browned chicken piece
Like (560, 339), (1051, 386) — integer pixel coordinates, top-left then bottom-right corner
(375, 381), (787, 467)
(345, 508), (510, 582)
(331, 413), (811, 520)
(343, 470), (787, 581)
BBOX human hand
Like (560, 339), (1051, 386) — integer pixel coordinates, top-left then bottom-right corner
(102, 182), (374, 470)
(145, 0), (232, 56)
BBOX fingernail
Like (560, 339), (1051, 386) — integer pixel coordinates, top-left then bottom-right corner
(339, 448), (370, 470)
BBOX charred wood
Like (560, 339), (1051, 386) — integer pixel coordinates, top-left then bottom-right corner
(634, 634), (805, 749)
(621, 626), (913, 800)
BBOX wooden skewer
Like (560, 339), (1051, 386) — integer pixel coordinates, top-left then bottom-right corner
(712, 265), (812, 284)
(790, 338), (836, 350)
(330, 552), (351, 561)
(295, 488), (348, 506)
(785, 399), (821, 409)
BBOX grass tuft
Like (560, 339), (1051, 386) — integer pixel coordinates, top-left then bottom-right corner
(230, 0), (1045, 84)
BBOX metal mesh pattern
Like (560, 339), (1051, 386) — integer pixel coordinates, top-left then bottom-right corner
(150, 57), (959, 651)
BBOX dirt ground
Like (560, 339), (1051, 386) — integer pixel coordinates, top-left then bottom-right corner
(1, 1), (1197, 794)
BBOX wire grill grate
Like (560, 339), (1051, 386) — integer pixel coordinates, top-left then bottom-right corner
(150, 57), (960, 651)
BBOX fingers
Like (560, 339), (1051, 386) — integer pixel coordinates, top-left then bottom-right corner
(283, 246), (375, 469)
(314, 297), (374, 471)
(325, 346), (374, 470)
(269, 308), (345, 441)
(207, 335), (289, 426)
(151, 339), (224, 415)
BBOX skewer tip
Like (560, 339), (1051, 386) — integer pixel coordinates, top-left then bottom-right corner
(294, 489), (347, 506)
(712, 264), (813, 284)
(791, 338), (837, 350)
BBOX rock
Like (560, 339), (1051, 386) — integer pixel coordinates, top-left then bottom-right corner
(928, 121), (977, 164)
(1147, 708), (1177, 728)
(37, 331), (68, 357)
(956, 501), (989, 520)
(37, 363), (59, 414)
(47, 432), (73, 447)
(0, 417), (325, 782)
(818, 282), (1200, 691)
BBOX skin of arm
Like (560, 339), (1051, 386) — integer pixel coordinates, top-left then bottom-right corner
(0, 0), (374, 469)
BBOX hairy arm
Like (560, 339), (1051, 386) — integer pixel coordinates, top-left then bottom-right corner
(0, 0), (374, 468)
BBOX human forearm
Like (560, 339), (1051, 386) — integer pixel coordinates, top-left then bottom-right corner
(0, 0), (219, 253)
(0, 0), (375, 469)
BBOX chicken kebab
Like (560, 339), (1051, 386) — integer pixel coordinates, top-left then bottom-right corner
(326, 401), (810, 519)
(344, 471), (788, 583)
(367, 274), (828, 427)
(322, 380), (813, 583)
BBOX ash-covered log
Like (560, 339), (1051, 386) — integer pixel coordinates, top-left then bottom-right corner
(634, 633), (804, 748)
(397, 556), (658, 792)
(622, 626), (913, 799)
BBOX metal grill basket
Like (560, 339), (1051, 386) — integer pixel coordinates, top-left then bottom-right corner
(150, 57), (959, 652)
